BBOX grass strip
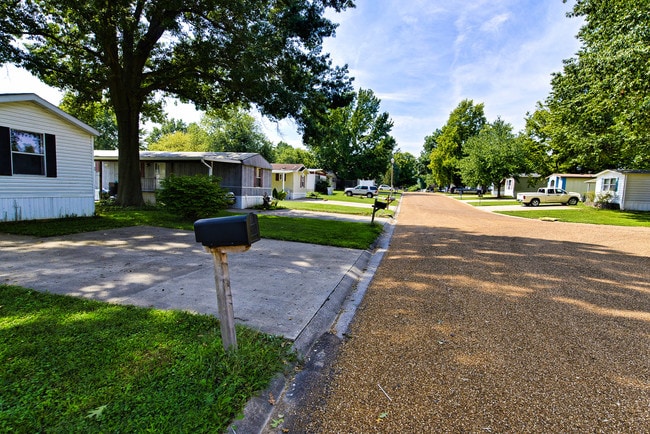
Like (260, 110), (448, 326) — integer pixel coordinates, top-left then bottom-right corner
(469, 200), (520, 206)
(0, 284), (295, 433)
(0, 207), (383, 249)
(497, 206), (650, 227)
(257, 215), (383, 249)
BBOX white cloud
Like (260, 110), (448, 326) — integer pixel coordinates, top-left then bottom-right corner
(481, 13), (511, 33)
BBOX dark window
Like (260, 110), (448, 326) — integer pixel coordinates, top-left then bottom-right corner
(0, 127), (56, 177)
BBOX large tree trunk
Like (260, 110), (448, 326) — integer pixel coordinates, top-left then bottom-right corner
(113, 93), (145, 207)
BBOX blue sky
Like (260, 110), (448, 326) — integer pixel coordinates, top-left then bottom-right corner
(0, 0), (583, 157)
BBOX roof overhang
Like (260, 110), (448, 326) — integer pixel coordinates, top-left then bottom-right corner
(0, 93), (99, 136)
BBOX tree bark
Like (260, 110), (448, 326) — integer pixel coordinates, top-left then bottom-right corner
(113, 92), (145, 207)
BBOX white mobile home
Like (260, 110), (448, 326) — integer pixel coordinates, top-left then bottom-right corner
(0, 94), (98, 222)
(593, 169), (650, 211)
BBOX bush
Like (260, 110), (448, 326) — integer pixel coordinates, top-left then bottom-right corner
(593, 191), (620, 209)
(315, 179), (330, 194)
(156, 175), (230, 220)
(272, 188), (287, 201)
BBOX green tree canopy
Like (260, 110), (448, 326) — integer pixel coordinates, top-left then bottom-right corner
(145, 118), (188, 149)
(59, 93), (118, 150)
(382, 151), (418, 189)
(273, 142), (318, 167)
(458, 119), (529, 197)
(428, 100), (486, 187)
(147, 128), (210, 152)
(200, 107), (274, 161)
(0, 0), (354, 206)
(303, 88), (396, 181)
(531, 0), (650, 172)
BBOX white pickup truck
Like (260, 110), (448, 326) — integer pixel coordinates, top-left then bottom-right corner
(516, 188), (581, 207)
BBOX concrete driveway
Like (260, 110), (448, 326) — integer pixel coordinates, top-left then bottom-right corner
(0, 224), (378, 353)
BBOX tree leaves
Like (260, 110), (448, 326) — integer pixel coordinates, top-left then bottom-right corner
(532, 0), (650, 172)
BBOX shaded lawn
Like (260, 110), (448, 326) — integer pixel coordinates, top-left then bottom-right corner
(0, 285), (295, 433)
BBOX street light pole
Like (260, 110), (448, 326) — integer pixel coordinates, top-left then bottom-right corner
(390, 157), (395, 200)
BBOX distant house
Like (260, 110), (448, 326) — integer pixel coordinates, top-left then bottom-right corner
(271, 163), (311, 199)
(94, 150), (272, 209)
(498, 174), (545, 198)
(546, 173), (595, 196)
(1, 93), (98, 222)
(592, 169), (650, 211)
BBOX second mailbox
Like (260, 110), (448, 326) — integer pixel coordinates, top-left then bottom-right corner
(194, 213), (261, 248)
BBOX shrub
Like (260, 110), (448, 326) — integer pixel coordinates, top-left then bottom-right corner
(594, 191), (620, 210)
(156, 175), (230, 220)
(272, 188), (287, 201)
(315, 178), (330, 194)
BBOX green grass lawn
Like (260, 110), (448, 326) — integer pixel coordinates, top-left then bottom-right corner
(0, 204), (385, 432)
(496, 204), (650, 226)
(0, 285), (295, 432)
(469, 200), (520, 206)
(308, 190), (400, 204)
(0, 205), (383, 250)
(280, 199), (394, 216)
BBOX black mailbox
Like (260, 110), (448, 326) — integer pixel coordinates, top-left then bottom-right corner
(194, 213), (261, 247)
(373, 199), (388, 210)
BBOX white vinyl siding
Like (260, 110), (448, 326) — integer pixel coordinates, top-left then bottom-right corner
(623, 173), (650, 211)
(0, 100), (95, 221)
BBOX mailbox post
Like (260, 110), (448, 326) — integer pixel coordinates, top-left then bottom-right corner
(194, 214), (261, 351)
(371, 198), (388, 223)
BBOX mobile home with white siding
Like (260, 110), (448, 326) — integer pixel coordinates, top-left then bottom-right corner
(0, 93), (98, 222)
(593, 169), (650, 211)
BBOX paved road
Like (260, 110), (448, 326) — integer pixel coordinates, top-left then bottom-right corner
(272, 192), (650, 433)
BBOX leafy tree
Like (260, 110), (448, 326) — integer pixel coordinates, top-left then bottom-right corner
(535, 0), (650, 171)
(274, 141), (318, 167)
(522, 104), (556, 176)
(147, 129), (210, 152)
(428, 100), (486, 187)
(303, 88), (396, 181)
(458, 119), (529, 197)
(145, 118), (188, 149)
(382, 151), (418, 188)
(59, 93), (118, 150)
(200, 107), (274, 161)
(0, 0), (354, 206)
(418, 129), (441, 188)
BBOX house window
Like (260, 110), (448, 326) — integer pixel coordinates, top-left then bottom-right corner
(11, 129), (45, 175)
(0, 126), (56, 177)
(602, 178), (617, 192)
(255, 167), (262, 187)
(300, 175), (305, 188)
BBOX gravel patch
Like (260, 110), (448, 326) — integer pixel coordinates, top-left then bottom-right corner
(277, 192), (650, 433)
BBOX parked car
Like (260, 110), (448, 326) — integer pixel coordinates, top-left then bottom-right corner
(454, 186), (481, 194)
(344, 185), (378, 198)
(516, 187), (581, 206)
(377, 184), (392, 191)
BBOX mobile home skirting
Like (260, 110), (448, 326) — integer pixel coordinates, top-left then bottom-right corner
(1, 196), (95, 222)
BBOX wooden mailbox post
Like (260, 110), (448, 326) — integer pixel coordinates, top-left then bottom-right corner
(194, 214), (261, 351)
